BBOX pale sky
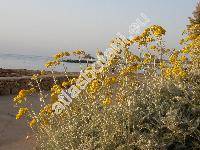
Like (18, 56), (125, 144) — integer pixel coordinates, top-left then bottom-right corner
(0, 0), (198, 56)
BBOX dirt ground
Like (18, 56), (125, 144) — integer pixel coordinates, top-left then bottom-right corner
(0, 95), (40, 150)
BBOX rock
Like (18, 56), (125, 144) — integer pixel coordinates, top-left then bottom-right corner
(0, 88), (11, 95)
(11, 87), (19, 95)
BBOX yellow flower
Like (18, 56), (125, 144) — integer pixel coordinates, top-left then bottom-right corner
(29, 118), (36, 127)
(70, 78), (77, 84)
(150, 45), (157, 50)
(160, 62), (166, 69)
(179, 39), (185, 45)
(181, 48), (190, 54)
(51, 84), (62, 94)
(169, 51), (179, 63)
(50, 84), (62, 103)
(16, 107), (28, 120)
(14, 89), (33, 104)
(73, 49), (85, 55)
(42, 119), (49, 126)
(170, 65), (187, 79)
(87, 80), (101, 94)
(188, 34), (198, 40)
(164, 68), (172, 78)
(53, 51), (70, 60)
(102, 98), (111, 106)
(104, 77), (117, 86)
(120, 65), (138, 76)
(150, 25), (166, 37)
(131, 36), (140, 42)
(31, 74), (39, 80)
(172, 66), (181, 75)
(180, 55), (187, 62)
(54, 52), (62, 60)
(40, 70), (46, 75)
(44, 104), (52, 114)
(127, 54), (140, 63)
(45, 61), (52, 68)
(50, 92), (58, 103)
(45, 61), (60, 68)
(179, 71), (187, 78)
(62, 81), (71, 87)
(143, 58), (151, 64)
(30, 88), (36, 93)
(64, 51), (70, 56)
(146, 37), (154, 42)
(101, 67), (109, 73)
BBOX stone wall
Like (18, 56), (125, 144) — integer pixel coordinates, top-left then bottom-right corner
(0, 74), (79, 95)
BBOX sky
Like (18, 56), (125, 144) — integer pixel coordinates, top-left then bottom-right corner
(0, 0), (198, 57)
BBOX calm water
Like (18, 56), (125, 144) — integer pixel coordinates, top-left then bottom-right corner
(0, 53), (87, 72)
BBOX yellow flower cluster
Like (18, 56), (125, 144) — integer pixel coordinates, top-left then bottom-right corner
(104, 77), (117, 86)
(31, 71), (46, 80)
(102, 97), (111, 106)
(45, 51), (72, 68)
(150, 45), (157, 50)
(162, 49), (188, 79)
(40, 70), (46, 75)
(164, 62), (186, 79)
(181, 23), (200, 67)
(41, 104), (52, 114)
(107, 57), (119, 66)
(181, 47), (190, 54)
(31, 74), (38, 80)
(70, 78), (77, 84)
(37, 104), (52, 126)
(45, 49), (89, 68)
(53, 52), (70, 60)
(180, 55), (187, 62)
(143, 53), (155, 64)
(169, 51), (179, 64)
(62, 81), (71, 87)
(61, 78), (77, 88)
(128, 54), (140, 62)
(16, 107), (28, 120)
(29, 118), (36, 128)
(45, 60), (61, 68)
(51, 85), (62, 103)
(150, 25), (166, 37)
(172, 66), (186, 78)
(130, 25), (166, 47)
(125, 51), (140, 63)
(120, 65), (138, 76)
(14, 88), (36, 104)
(87, 80), (101, 94)
(159, 61), (167, 69)
(72, 49), (85, 55)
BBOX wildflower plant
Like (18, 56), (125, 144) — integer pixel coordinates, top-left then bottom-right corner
(14, 9), (200, 149)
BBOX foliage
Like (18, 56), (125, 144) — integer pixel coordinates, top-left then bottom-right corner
(13, 5), (200, 150)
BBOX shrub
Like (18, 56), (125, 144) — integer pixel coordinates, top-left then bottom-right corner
(14, 7), (200, 149)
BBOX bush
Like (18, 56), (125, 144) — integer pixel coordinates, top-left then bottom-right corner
(14, 23), (200, 149)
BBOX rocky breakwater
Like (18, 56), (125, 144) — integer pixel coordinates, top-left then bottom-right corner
(0, 69), (79, 95)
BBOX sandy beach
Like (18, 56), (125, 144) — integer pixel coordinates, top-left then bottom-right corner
(0, 94), (38, 150)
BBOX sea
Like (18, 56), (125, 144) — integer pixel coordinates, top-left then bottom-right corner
(0, 52), (87, 72)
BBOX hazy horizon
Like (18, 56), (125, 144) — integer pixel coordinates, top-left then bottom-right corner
(0, 0), (198, 57)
